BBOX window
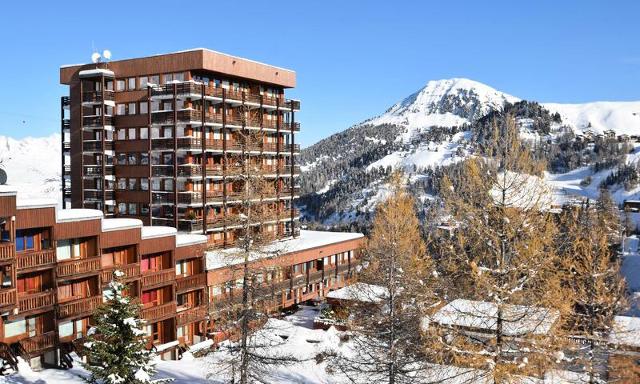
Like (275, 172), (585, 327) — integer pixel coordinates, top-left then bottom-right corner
(4, 318), (26, 338)
(140, 178), (149, 191)
(128, 204), (137, 216)
(127, 77), (136, 90)
(117, 129), (126, 140)
(174, 72), (185, 82)
(105, 80), (114, 91)
(140, 153), (149, 165)
(139, 76), (148, 89)
(118, 203), (127, 214)
(162, 127), (173, 138)
(58, 321), (74, 338)
(162, 73), (173, 84)
(128, 128), (137, 140)
(117, 178), (126, 190)
(139, 102), (148, 115)
(139, 127), (149, 140)
(128, 178), (138, 190)
(117, 153), (127, 165)
(151, 100), (160, 112)
(150, 75), (160, 85)
(127, 103), (136, 115)
(165, 179), (173, 191)
(15, 229), (35, 252)
(116, 80), (125, 91)
(116, 104), (126, 116)
(128, 153), (137, 165)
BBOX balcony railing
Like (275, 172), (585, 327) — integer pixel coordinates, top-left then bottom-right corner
(84, 166), (114, 177)
(141, 268), (175, 288)
(83, 116), (114, 127)
(18, 291), (55, 313)
(16, 249), (56, 270)
(58, 296), (102, 319)
(0, 242), (14, 261)
(101, 263), (140, 284)
(56, 257), (101, 279)
(0, 288), (16, 307)
(151, 193), (175, 205)
(140, 301), (176, 322)
(176, 273), (207, 293)
(83, 141), (113, 152)
(83, 90), (115, 103)
(19, 331), (56, 355)
(151, 166), (174, 177)
(176, 305), (207, 326)
(282, 122), (301, 132)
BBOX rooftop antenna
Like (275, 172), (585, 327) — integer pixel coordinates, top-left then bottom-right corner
(102, 49), (112, 60)
(91, 52), (101, 64)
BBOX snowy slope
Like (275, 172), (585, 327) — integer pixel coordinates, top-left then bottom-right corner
(300, 78), (640, 226)
(365, 78), (519, 134)
(543, 101), (640, 136)
(0, 133), (61, 203)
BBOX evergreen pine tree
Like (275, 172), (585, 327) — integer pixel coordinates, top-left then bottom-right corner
(82, 270), (171, 384)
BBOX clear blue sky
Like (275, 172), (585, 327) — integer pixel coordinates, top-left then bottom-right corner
(0, 0), (638, 146)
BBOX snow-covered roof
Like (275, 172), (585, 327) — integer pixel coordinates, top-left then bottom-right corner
(78, 68), (114, 78)
(176, 234), (207, 247)
(141, 225), (177, 239)
(429, 299), (560, 336)
(326, 283), (388, 303)
(63, 48), (294, 74)
(56, 209), (103, 223)
(102, 218), (142, 232)
(206, 230), (364, 271)
(609, 316), (640, 348)
(0, 185), (17, 196)
(16, 198), (57, 209)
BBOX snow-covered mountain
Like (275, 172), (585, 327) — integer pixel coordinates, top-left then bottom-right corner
(299, 78), (640, 227)
(0, 134), (61, 203)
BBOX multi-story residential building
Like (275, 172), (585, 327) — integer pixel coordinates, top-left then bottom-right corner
(0, 187), (363, 371)
(59, 49), (301, 246)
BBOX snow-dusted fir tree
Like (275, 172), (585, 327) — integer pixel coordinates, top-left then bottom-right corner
(82, 270), (170, 384)
(332, 172), (438, 384)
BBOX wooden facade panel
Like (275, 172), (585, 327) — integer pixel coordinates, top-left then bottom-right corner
(113, 114), (148, 127)
(0, 195), (16, 217)
(100, 228), (141, 249)
(175, 244), (206, 261)
(60, 49), (295, 88)
(114, 140), (149, 153)
(54, 219), (101, 240)
(207, 237), (364, 285)
(16, 207), (56, 229)
(114, 165), (150, 179)
(140, 235), (175, 255)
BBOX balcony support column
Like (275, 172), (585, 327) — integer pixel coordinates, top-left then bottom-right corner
(101, 75), (106, 212)
(173, 83), (178, 229)
(147, 86), (153, 224)
(290, 105), (296, 237)
(202, 83), (207, 236)
(222, 89), (228, 246)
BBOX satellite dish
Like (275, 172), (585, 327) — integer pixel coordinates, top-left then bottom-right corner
(91, 52), (101, 63)
(103, 50), (112, 60)
(0, 169), (6, 185)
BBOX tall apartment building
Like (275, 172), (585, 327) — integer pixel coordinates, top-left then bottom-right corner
(0, 187), (363, 371)
(59, 49), (301, 246)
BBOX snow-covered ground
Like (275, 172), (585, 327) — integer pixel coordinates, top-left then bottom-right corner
(0, 305), (599, 384)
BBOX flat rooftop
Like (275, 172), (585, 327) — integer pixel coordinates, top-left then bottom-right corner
(60, 48), (296, 88)
(206, 230), (364, 270)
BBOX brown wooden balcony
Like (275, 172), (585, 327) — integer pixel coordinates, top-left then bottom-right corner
(151, 192), (175, 204)
(336, 263), (351, 274)
(18, 331), (56, 355)
(83, 116), (114, 127)
(151, 166), (174, 177)
(0, 288), (17, 308)
(57, 296), (102, 319)
(178, 219), (203, 233)
(101, 263), (140, 284)
(84, 165), (114, 177)
(56, 257), (101, 279)
(140, 301), (176, 322)
(308, 270), (324, 284)
(177, 191), (225, 205)
(282, 122), (301, 132)
(176, 305), (207, 326)
(82, 90), (115, 103)
(17, 249), (56, 271)
(0, 242), (15, 262)
(141, 268), (175, 288)
(18, 291), (55, 314)
(176, 273), (207, 293)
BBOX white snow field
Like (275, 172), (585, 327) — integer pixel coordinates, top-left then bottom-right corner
(0, 305), (597, 384)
